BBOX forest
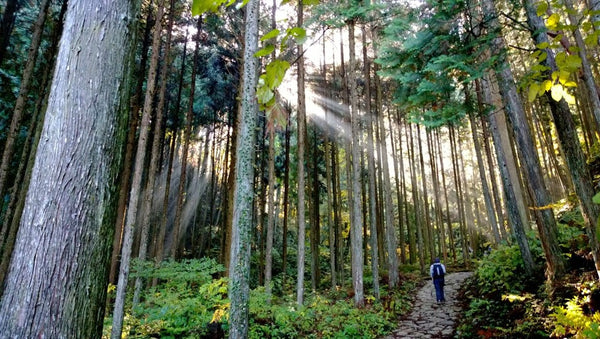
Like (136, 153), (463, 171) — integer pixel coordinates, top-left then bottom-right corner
(0, 0), (599, 337)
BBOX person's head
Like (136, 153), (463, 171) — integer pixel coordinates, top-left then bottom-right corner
(434, 257), (440, 263)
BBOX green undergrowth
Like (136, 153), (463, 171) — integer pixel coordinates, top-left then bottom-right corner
(455, 211), (600, 339)
(103, 257), (420, 338)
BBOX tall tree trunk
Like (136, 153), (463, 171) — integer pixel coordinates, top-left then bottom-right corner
(0, 0), (21, 67)
(479, 76), (535, 274)
(228, 0), (259, 335)
(408, 123), (423, 268)
(362, 24), (380, 298)
(0, 0), (66, 290)
(111, 1), (166, 337)
(296, 0), (307, 306)
(155, 35), (187, 267)
(389, 110), (406, 264)
(469, 90), (500, 243)
(281, 110), (290, 286)
(132, 0), (176, 306)
(0, 0), (137, 335)
(483, 0), (565, 281)
(523, 0), (600, 279)
(0, 0), (51, 211)
(265, 124), (276, 302)
(437, 128), (456, 263)
(348, 21), (365, 307)
(323, 31), (337, 290)
(109, 5), (153, 286)
(171, 20), (202, 259)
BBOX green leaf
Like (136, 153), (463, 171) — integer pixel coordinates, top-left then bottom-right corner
(536, 42), (549, 49)
(257, 84), (275, 105)
(303, 0), (320, 4)
(565, 54), (582, 70)
(593, 192), (600, 204)
(528, 83), (540, 102)
(538, 51), (547, 62)
(537, 2), (548, 16)
(287, 27), (307, 45)
(265, 60), (290, 89)
(261, 29), (280, 42)
(254, 45), (275, 57)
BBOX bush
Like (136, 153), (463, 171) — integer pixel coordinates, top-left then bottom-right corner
(551, 282), (600, 338)
(113, 258), (228, 338)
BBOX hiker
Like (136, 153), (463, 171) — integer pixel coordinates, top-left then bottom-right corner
(430, 257), (446, 303)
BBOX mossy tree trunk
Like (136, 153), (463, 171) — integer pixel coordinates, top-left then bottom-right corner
(0, 0), (138, 335)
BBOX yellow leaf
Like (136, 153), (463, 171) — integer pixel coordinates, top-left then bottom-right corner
(551, 84), (563, 101)
(559, 70), (570, 84)
(543, 80), (553, 91)
(563, 81), (577, 87)
(546, 13), (560, 30)
(563, 91), (576, 105)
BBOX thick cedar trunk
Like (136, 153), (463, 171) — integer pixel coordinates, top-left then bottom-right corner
(0, 0), (51, 211)
(228, 0), (259, 335)
(0, 0), (137, 336)
(0, 0), (66, 290)
(111, 1), (166, 336)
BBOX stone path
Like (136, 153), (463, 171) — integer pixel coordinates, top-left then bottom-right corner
(383, 271), (473, 339)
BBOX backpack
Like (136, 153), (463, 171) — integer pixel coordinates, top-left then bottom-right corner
(432, 264), (444, 279)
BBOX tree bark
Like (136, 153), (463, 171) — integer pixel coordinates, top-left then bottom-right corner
(228, 0), (259, 335)
(296, 0), (307, 306)
(362, 24), (380, 298)
(348, 21), (365, 307)
(0, 0), (137, 335)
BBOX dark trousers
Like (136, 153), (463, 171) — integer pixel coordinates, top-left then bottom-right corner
(433, 278), (445, 302)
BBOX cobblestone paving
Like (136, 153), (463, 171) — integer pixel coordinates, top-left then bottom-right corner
(383, 271), (473, 339)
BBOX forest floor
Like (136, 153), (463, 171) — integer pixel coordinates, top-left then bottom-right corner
(382, 271), (473, 339)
